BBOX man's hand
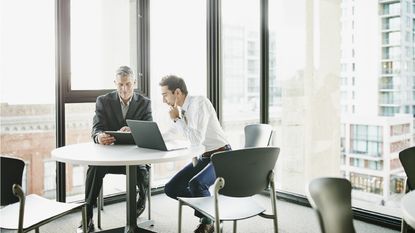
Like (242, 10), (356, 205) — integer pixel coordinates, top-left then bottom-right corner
(168, 98), (181, 121)
(97, 132), (116, 145)
(119, 126), (131, 132)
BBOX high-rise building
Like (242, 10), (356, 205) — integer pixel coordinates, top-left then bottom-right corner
(340, 0), (415, 210)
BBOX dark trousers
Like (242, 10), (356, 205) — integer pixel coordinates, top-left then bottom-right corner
(164, 145), (231, 218)
(84, 165), (149, 219)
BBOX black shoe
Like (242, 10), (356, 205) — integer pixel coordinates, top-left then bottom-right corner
(136, 167), (149, 218)
(194, 223), (214, 233)
(136, 195), (146, 217)
(76, 218), (94, 233)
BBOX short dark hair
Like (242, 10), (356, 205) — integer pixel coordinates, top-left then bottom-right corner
(159, 75), (188, 95)
(115, 66), (134, 78)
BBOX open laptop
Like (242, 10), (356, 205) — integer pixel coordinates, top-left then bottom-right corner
(126, 120), (188, 151)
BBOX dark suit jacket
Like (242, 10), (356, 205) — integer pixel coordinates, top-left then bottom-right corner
(91, 91), (152, 142)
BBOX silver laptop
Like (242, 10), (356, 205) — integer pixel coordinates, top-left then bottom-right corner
(126, 120), (188, 151)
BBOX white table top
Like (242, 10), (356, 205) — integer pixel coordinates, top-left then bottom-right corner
(52, 142), (205, 166)
(402, 190), (415, 229)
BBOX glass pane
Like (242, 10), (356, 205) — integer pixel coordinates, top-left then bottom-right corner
(269, 0), (312, 195)
(269, 0), (415, 218)
(70, 0), (138, 90)
(0, 0), (56, 198)
(64, 103), (93, 201)
(64, 103), (128, 201)
(222, 0), (260, 148)
(149, 0), (207, 186)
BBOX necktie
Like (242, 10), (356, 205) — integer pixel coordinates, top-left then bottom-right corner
(181, 109), (187, 124)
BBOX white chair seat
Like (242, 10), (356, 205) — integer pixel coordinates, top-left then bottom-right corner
(0, 194), (83, 230)
(179, 195), (265, 221)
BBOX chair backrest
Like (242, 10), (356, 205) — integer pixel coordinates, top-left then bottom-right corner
(211, 147), (279, 197)
(244, 124), (273, 148)
(1, 156), (25, 206)
(399, 146), (415, 191)
(308, 177), (356, 233)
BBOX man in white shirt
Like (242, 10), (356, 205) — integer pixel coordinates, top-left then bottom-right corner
(159, 75), (231, 233)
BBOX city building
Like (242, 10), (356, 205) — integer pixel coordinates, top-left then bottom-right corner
(340, 0), (415, 212)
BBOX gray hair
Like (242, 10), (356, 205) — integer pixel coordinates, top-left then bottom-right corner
(115, 66), (134, 78)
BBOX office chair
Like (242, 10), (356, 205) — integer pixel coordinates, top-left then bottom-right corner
(244, 124), (273, 148)
(307, 177), (356, 233)
(1, 156), (25, 206)
(178, 147), (280, 233)
(0, 156), (87, 233)
(399, 146), (415, 233)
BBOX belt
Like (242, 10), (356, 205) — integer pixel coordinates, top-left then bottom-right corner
(201, 144), (231, 158)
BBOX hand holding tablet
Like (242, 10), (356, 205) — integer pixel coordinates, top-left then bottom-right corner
(104, 131), (135, 145)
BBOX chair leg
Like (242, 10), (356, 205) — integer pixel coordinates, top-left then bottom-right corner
(401, 220), (408, 233)
(82, 205), (87, 233)
(99, 187), (104, 210)
(269, 171), (278, 233)
(148, 165), (152, 221)
(214, 177), (225, 233)
(97, 187), (103, 229)
(233, 220), (237, 233)
(178, 200), (183, 233)
(35, 228), (40, 233)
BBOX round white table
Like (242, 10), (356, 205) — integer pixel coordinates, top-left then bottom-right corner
(52, 142), (205, 233)
(402, 190), (415, 230)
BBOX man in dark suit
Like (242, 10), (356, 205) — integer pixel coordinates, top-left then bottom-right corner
(78, 66), (152, 233)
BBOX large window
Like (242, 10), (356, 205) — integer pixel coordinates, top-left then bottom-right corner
(221, 0), (260, 148)
(149, 0), (207, 186)
(0, 0), (56, 198)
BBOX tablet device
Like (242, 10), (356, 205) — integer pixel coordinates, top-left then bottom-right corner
(104, 131), (135, 145)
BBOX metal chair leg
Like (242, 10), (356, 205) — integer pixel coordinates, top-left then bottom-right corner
(178, 200), (183, 233)
(82, 205), (87, 233)
(401, 220), (408, 233)
(269, 171), (278, 233)
(148, 165), (152, 221)
(233, 220), (237, 233)
(99, 187), (104, 210)
(97, 187), (103, 229)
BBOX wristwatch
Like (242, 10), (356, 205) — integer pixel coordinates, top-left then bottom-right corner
(93, 132), (102, 144)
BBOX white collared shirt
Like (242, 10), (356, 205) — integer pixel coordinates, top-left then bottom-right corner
(168, 95), (229, 151)
(119, 96), (133, 119)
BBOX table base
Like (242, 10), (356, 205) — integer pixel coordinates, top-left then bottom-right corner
(98, 220), (156, 233)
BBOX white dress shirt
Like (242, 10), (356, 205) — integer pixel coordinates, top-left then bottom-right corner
(168, 95), (229, 152)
